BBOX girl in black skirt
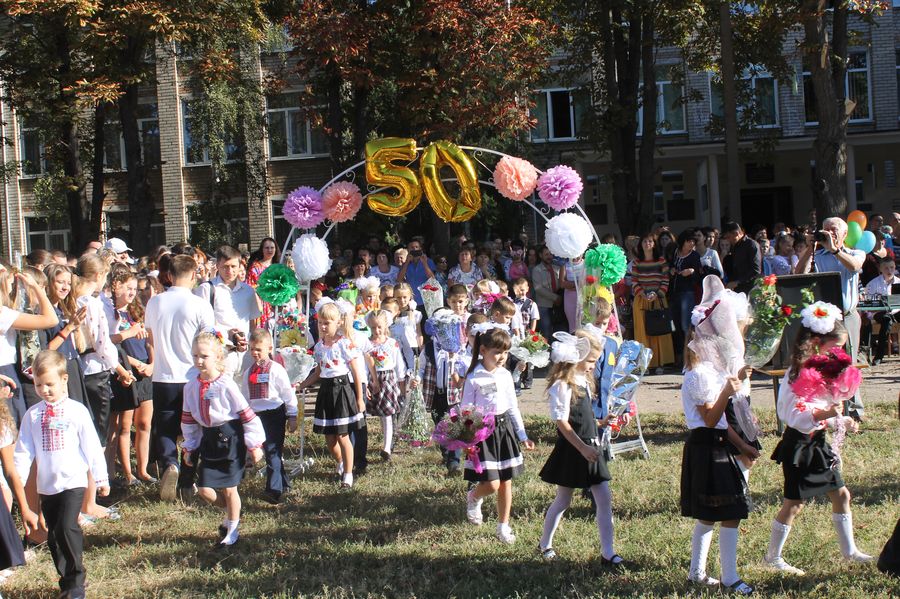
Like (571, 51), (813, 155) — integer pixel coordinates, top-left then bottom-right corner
(538, 330), (624, 567)
(763, 311), (873, 575)
(680, 325), (753, 594)
(182, 331), (264, 549)
(462, 325), (534, 545)
(0, 376), (34, 575)
(106, 266), (155, 486)
(296, 301), (366, 488)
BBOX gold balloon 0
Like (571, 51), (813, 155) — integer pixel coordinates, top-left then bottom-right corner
(365, 138), (422, 217)
(419, 140), (481, 222)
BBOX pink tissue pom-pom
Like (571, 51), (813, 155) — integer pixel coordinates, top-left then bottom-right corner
(537, 165), (583, 211)
(283, 186), (324, 229)
(322, 182), (363, 223)
(830, 366), (861, 401)
(494, 156), (538, 202)
(789, 367), (827, 402)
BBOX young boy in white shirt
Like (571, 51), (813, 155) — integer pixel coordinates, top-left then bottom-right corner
(864, 256), (900, 364)
(241, 329), (297, 504)
(15, 350), (109, 599)
(145, 255), (215, 501)
(511, 278), (540, 389)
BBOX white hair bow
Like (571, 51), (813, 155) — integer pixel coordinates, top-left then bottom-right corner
(334, 298), (355, 315)
(314, 297), (334, 313)
(800, 301), (842, 334)
(355, 276), (381, 292)
(550, 331), (591, 364)
(471, 322), (507, 336)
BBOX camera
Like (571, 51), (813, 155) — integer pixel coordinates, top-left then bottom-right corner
(813, 230), (830, 243)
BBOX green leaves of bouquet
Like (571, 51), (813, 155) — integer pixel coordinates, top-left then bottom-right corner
(256, 263), (301, 306)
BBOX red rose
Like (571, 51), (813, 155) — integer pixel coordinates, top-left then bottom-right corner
(781, 306), (793, 316)
(449, 414), (458, 422)
(532, 335), (540, 342)
(585, 275), (597, 285)
(763, 274), (777, 286)
(464, 419), (474, 427)
(306, 348), (314, 355)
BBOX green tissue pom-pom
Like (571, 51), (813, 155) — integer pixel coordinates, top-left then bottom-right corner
(584, 244), (627, 286)
(257, 263), (301, 306)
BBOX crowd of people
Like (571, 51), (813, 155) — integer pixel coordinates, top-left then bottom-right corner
(0, 207), (896, 597)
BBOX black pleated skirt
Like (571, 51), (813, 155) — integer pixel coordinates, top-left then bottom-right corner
(313, 375), (363, 434)
(0, 502), (24, 570)
(197, 419), (246, 489)
(463, 411), (524, 482)
(680, 427), (751, 522)
(111, 374), (152, 412)
(540, 434), (610, 488)
(771, 427), (845, 500)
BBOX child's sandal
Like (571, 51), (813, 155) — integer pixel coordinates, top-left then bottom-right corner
(726, 580), (754, 595)
(539, 547), (557, 562)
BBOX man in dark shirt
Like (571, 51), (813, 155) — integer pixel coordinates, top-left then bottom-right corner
(722, 221), (762, 294)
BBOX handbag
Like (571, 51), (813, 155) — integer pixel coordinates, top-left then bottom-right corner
(644, 307), (675, 336)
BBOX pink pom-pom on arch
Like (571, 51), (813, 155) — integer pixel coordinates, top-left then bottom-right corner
(283, 186), (324, 229)
(537, 164), (583, 211)
(322, 181), (363, 223)
(493, 156), (538, 202)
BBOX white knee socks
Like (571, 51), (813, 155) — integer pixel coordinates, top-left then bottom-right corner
(222, 518), (239, 545)
(689, 521), (715, 580)
(381, 416), (393, 454)
(765, 520), (792, 561)
(591, 482), (615, 560)
(832, 512), (859, 558)
(719, 526), (740, 587)
(539, 487), (573, 550)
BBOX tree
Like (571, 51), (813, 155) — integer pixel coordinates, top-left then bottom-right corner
(287, 0), (555, 252)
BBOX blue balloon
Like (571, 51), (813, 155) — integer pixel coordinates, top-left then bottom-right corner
(855, 230), (877, 254)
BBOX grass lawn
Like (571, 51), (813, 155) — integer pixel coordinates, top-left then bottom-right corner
(8, 402), (899, 598)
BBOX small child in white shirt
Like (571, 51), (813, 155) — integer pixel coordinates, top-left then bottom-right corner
(15, 350), (109, 598)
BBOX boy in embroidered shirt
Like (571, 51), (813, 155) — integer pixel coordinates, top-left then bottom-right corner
(242, 329), (297, 504)
(491, 297), (526, 393)
(511, 278), (540, 389)
(15, 350), (109, 599)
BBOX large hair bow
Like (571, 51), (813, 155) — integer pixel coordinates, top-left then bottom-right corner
(550, 331), (591, 364)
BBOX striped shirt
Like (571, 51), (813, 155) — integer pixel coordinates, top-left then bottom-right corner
(631, 258), (669, 296)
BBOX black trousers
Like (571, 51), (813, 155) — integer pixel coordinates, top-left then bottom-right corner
(84, 371), (112, 447)
(350, 384), (368, 471)
(41, 487), (87, 595)
(258, 407), (289, 497)
(151, 382), (195, 487)
(872, 312), (899, 360)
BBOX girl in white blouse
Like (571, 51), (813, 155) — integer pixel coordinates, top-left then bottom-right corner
(462, 325), (533, 545)
(297, 301), (366, 488)
(764, 311), (873, 574)
(182, 331), (264, 549)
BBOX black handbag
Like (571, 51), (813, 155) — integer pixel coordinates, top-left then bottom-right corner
(644, 307), (675, 336)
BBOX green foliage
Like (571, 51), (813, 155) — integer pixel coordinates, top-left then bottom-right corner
(32, 171), (70, 223)
(187, 195), (249, 252)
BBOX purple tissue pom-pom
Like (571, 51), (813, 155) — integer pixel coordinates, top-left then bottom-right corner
(537, 165), (583, 211)
(283, 186), (324, 229)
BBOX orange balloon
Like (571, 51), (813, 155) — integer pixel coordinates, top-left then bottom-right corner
(847, 210), (867, 229)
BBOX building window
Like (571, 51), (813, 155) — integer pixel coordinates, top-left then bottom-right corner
(26, 217), (70, 252)
(531, 88), (588, 142)
(803, 50), (871, 124)
(182, 101), (241, 165)
(896, 48), (900, 120)
(656, 65), (686, 134)
(710, 71), (779, 128)
(105, 209), (166, 248)
(187, 202), (249, 247)
(18, 118), (45, 177)
(103, 103), (161, 171)
(266, 93), (329, 159)
(654, 171), (695, 222)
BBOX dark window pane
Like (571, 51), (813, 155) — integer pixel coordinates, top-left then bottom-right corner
(550, 90), (572, 138)
(268, 111), (287, 157)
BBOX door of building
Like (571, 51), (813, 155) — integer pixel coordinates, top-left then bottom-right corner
(740, 186), (793, 232)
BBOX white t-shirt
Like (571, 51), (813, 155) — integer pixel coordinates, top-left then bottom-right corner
(547, 375), (589, 421)
(145, 286), (215, 384)
(681, 363), (727, 430)
(462, 364), (527, 441)
(193, 277), (261, 337)
(0, 306), (19, 366)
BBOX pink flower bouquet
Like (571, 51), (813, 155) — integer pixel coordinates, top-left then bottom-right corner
(431, 405), (496, 473)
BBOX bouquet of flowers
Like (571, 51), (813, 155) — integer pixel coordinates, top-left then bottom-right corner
(509, 333), (551, 368)
(276, 346), (316, 385)
(335, 280), (358, 305)
(397, 356), (432, 448)
(431, 405), (496, 473)
(743, 275), (813, 368)
(603, 340), (650, 442)
(581, 244), (627, 326)
(789, 346), (861, 469)
(418, 278), (444, 317)
(275, 307), (308, 349)
(424, 309), (464, 354)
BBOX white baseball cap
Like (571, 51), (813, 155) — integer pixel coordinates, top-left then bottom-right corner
(104, 237), (132, 254)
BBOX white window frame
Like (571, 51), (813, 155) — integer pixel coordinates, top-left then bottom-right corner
(803, 49), (873, 125)
(265, 91), (329, 160)
(181, 99), (241, 166)
(649, 64), (687, 135)
(103, 101), (161, 172)
(25, 217), (70, 253)
(18, 117), (45, 178)
(708, 70), (780, 129)
(530, 88), (580, 143)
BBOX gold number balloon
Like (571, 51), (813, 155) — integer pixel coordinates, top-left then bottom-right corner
(365, 138), (423, 217)
(419, 140), (481, 222)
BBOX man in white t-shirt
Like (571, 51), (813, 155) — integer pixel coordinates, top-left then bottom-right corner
(194, 245), (262, 379)
(144, 254), (214, 501)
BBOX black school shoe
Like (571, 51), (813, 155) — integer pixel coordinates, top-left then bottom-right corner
(262, 491), (283, 505)
(600, 554), (628, 571)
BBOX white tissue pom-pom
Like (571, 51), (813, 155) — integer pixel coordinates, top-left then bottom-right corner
(292, 234), (331, 282)
(545, 213), (594, 259)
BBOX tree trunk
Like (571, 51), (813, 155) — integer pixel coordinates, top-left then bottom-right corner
(636, 11), (658, 236)
(90, 103), (107, 243)
(804, 0), (849, 218)
(120, 35), (153, 255)
(719, 1), (741, 223)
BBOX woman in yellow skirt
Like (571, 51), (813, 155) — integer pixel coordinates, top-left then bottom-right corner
(630, 234), (675, 372)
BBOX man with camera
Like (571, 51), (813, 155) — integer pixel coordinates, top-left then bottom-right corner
(795, 216), (866, 419)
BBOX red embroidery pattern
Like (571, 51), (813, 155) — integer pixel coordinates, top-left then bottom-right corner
(248, 360), (272, 401)
(41, 403), (65, 452)
(198, 377), (215, 426)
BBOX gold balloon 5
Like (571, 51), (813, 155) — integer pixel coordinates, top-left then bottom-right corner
(419, 140), (482, 223)
(365, 138), (423, 217)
